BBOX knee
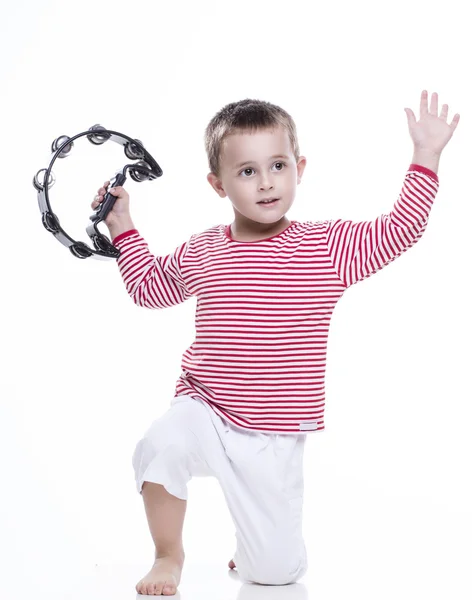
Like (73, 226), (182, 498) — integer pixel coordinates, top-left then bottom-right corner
(238, 550), (307, 585)
(241, 566), (304, 586)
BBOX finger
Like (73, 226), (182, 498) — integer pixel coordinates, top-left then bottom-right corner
(439, 104), (449, 120)
(404, 107), (416, 128)
(420, 90), (428, 118)
(449, 113), (460, 133)
(430, 92), (438, 116)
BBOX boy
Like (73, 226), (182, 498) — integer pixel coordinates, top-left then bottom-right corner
(93, 91), (459, 596)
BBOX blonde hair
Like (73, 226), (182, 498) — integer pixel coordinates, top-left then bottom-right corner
(204, 99), (300, 176)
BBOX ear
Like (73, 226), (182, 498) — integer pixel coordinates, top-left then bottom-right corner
(296, 156), (307, 184)
(207, 172), (227, 198)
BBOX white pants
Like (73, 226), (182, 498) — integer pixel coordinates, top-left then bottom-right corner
(132, 395), (308, 585)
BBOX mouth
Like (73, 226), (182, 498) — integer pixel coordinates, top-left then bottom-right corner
(257, 197), (279, 206)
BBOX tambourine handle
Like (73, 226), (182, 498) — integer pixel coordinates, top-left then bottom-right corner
(90, 172), (127, 223)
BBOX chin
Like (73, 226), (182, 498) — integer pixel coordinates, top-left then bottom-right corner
(262, 211), (288, 221)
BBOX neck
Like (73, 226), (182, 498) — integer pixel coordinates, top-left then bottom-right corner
(230, 216), (291, 242)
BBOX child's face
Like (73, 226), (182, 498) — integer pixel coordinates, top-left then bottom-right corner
(208, 126), (306, 226)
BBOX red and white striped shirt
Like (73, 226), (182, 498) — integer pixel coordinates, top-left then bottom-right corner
(113, 164), (439, 434)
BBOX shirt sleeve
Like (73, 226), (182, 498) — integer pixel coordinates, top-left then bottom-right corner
(112, 229), (194, 309)
(325, 164), (439, 288)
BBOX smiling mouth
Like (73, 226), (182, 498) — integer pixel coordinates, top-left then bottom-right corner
(257, 198), (279, 205)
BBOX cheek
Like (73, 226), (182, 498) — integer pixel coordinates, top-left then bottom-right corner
(282, 171), (297, 190)
(228, 179), (250, 198)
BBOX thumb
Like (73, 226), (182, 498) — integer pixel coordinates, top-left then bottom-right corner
(404, 107), (416, 129)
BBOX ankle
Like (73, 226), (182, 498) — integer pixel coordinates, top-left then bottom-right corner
(154, 547), (185, 563)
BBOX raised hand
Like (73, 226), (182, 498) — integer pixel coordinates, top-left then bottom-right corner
(405, 90), (460, 156)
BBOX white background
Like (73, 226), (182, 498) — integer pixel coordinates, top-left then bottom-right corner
(1, 0), (471, 598)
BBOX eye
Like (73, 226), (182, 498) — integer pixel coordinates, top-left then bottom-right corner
(240, 167), (255, 177)
(272, 162), (286, 171)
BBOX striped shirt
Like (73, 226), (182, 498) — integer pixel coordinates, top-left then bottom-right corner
(113, 164), (439, 434)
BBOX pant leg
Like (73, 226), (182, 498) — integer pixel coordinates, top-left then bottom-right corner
(132, 394), (308, 585)
(131, 395), (217, 500)
(196, 401), (308, 585)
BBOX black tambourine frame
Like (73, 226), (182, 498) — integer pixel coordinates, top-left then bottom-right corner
(33, 125), (163, 260)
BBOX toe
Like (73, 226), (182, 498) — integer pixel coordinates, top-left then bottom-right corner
(163, 583), (176, 595)
(146, 583), (156, 595)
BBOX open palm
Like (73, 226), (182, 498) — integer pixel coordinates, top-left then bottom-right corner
(405, 90), (460, 155)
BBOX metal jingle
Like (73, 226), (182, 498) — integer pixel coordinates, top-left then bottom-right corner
(69, 242), (93, 259)
(42, 212), (60, 233)
(91, 234), (112, 252)
(33, 169), (55, 191)
(87, 124), (111, 145)
(51, 135), (74, 158)
(129, 169), (148, 183)
(124, 138), (145, 160)
(129, 160), (152, 183)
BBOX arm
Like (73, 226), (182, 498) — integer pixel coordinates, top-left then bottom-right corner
(92, 184), (194, 309)
(111, 228), (194, 309)
(326, 90), (460, 288)
(326, 164), (438, 287)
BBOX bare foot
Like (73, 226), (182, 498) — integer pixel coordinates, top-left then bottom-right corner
(136, 554), (184, 596)
(228, 559), (236, 570)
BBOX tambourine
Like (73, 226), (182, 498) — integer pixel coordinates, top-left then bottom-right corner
(33, 125), (162, 259)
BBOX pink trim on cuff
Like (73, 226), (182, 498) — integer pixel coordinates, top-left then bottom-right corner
(409, 163), (439, 182)
(112, 229), (139, 245)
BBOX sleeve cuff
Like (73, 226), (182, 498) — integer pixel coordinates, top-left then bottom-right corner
(409, 163), (439, 182)
(112, 229), (139, 245)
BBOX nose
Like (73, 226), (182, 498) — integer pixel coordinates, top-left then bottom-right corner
(258, 170), (274, 191)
